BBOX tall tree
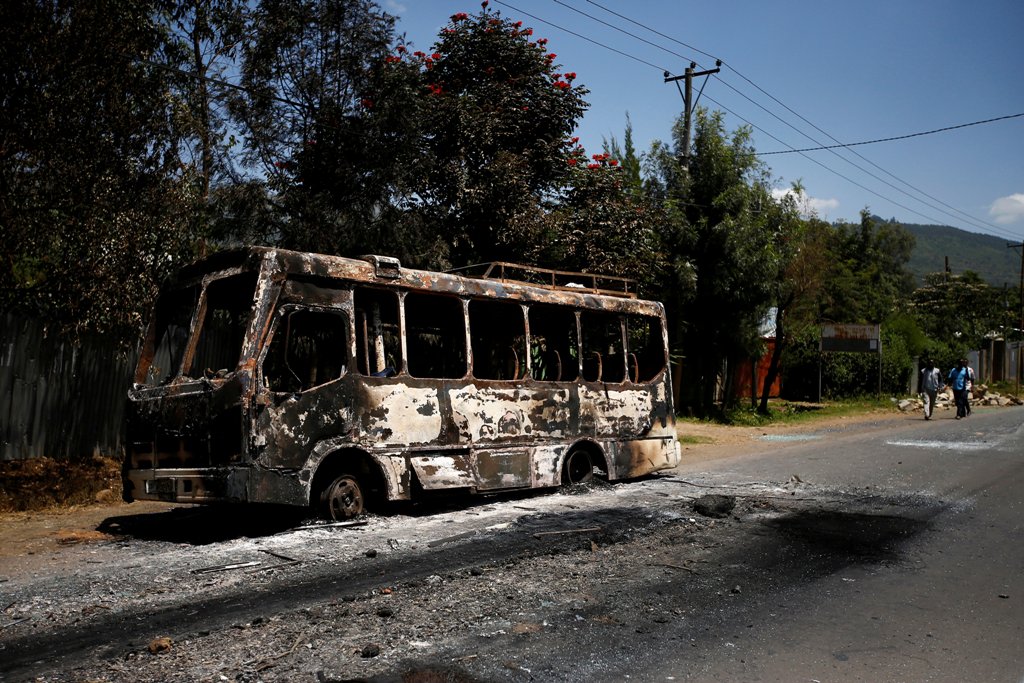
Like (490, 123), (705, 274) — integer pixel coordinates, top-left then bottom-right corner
(603, 114), (643, 197)
(0, 0), (198, 342)
(820, 211), (916, 324)
(757, 187), (830, 413)
(402, 5), (590, 267)
(646, 108), (778, 416)
(161, 0), (248, 203)
(231, 0), (418, 255)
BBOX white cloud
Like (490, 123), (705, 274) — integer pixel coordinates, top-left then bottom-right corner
(771, 187), (839, 218)
(385, 0), (407, 13)
(989, 193), (1024, 225)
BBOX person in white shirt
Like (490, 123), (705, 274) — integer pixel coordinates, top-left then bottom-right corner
(920, 359), (943, 420)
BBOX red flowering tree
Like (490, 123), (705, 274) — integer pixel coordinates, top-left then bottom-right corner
(394, 4), (590, 267)
(535, 147), (665, 287)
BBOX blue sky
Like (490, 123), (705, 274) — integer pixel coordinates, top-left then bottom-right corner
(387, 0), (1024, 242)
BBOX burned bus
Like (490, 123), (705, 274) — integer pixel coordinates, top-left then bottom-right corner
(124, 248), (680, 519)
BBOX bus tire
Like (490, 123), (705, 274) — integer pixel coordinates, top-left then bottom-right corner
(321, 474), (365, 520)
(563, 448), (594, 485)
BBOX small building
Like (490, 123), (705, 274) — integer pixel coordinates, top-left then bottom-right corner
(733, 308), (781, 401)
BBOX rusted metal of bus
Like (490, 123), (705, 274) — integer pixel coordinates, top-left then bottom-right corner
(123, 247), (681, 519)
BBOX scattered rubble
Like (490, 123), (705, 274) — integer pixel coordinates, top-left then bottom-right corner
(896, 385), (1023, 413)
(692, 494), (736, 518)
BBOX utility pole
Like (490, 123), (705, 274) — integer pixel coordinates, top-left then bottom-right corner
(664, 60), (721, 170)
(1010, 241), (1024, 395)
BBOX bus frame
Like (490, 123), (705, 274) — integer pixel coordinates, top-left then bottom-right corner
(124, 247), (681, 519)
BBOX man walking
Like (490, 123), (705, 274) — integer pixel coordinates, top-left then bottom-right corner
(963, 357), (976, 416)
(948, 358), (970, 419)
(920, 359), (942, 420)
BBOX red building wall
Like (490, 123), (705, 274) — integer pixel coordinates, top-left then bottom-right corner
(733, 339), (781, 399)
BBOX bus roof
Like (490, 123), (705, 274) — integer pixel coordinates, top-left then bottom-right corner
(170, 247), (664, 317)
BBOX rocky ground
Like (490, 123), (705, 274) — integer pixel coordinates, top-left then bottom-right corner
(894, 383), (1023, 415)
(0, 409), (960, 682)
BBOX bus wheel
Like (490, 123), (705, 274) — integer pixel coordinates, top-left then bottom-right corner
(563, 449), (594, 485)
(321, 474), (364, 520)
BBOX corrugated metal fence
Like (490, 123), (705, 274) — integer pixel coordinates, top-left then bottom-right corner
(1, 312), (138, 461)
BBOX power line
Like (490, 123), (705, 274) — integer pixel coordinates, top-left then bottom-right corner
(551, 0), (696, 65)
(758, 116), (1024, 155)
(560, 0), (1023, 240)
(696, 92), (966, 228)
(716, 60), (1021, 239)
(579, 0), (1012, 234)
(535, 1), (926, 221)
(492, 1), (667, 73)
(583, 0), (721, 65)
(574, 0), (1021, 239)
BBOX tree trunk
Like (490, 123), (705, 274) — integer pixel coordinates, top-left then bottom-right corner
(758, 306), (785, 414)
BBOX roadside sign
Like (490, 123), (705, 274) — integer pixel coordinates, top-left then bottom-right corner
(820, 324), (881, 353)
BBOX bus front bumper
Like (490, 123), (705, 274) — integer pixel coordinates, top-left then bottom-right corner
(125, 468), (246, 503)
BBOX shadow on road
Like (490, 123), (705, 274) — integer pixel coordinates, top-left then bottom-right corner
(96, 504), (307, 544)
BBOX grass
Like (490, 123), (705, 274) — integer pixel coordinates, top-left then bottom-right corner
(677, 434), (716, 445)
(686, 397), (901, 428)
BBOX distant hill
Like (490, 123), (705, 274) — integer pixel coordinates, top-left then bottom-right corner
(895, 220), (1021, 287)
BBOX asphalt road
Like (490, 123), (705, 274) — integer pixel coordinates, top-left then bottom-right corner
(660, 407), (1024, 682)
(1, 406), (1021, 682)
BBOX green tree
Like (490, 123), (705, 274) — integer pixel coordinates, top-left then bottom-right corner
(536, 149), (664, 287)
(777, 212), (921, 400)
(0, 0), (198, 342)
(645, 108), (778, 416)
(820, 211), (916, 324)
(231, 0), (419, 255)
(161, 0), (247, 202)
(911, 270), (1011, 355)
(603, 114), (644, 196)
(756, 187), (830, 413)
(401, 6), (590, 267)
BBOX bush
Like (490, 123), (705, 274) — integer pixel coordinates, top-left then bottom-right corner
(0, 456), (121, 512)
(781, 323), (917, 400)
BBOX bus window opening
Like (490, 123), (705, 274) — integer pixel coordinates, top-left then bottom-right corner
(626, 314), (666, 383)
(528, 304), (579, 382)
(581, 311), (625, 383)
(405, 292), (466, 379)
(187, 273), (257, 379)
(263, 309), (348, 393)
(469, 299), (527, 380)
(354, 288), (401, 377)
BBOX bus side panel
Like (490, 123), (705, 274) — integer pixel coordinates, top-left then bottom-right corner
(254, 381), (358, 469)
(450, 384), (573, 444)
(577, 379), (672, 440)
(474, 448), (532, 489)
(358, 381), (446, 445)
(246, 465), (309, 506)
(255, 379), (444, 469)
(531, 445), (567, 488)
(604, 436), (680, 480)
(579, 377), (678, 480)
(408, 453), (476, 489)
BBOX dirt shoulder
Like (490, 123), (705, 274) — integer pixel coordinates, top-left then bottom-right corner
(675, 407), (909, 456)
